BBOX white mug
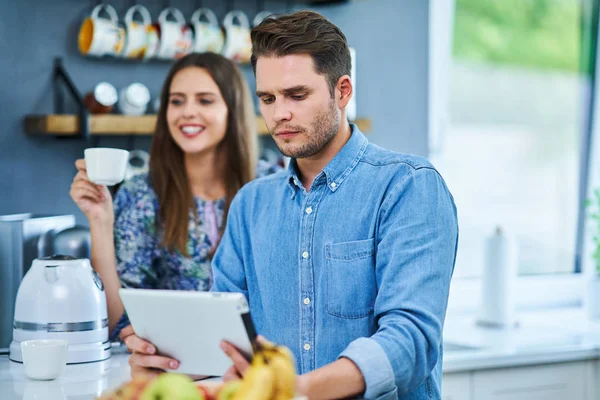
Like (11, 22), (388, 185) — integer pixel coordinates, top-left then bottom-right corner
(156, 7), (192, 60)
(253, 10), (275, 27)
(122, 5), (152, 59)
(78, 4), (125, 57)
(125, 150), (150, 181)
(21, 340), (69, 381)
(84, 148), (130, 186)
(222, 10), (252, 63)
(191, 8), (225, 54)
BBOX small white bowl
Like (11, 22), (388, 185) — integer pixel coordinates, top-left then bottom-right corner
(21, 339), (69, 380)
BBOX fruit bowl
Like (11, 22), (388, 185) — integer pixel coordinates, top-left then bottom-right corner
(98, 340), (300, 400)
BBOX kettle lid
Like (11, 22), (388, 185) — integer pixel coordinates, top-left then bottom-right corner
(38, 254), (82, 261)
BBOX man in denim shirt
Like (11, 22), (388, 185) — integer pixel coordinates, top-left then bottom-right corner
(213, 10), (459, 400)
(126, 10), (458, 400)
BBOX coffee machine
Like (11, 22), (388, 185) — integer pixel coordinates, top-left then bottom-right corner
(0, 213), (76, 352)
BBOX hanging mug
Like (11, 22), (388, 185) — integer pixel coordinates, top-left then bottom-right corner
(190, 8), (225, 54)
(124, 150), (150, 181)
(253, 10), (275, 27)
(78, 4), (125, 57)
(156, 7), (192, 60)
(222, 11), (252, 64)
(122, 5), (152, 59)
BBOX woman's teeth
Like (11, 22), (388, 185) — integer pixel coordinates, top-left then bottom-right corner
(181, 126), (205, 135)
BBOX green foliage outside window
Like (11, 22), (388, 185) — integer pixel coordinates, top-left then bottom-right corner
(453, 0), (593, 74)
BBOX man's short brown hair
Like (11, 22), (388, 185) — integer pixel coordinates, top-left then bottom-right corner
(250, 10), (351, 97)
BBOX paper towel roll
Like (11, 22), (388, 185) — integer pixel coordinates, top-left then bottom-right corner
(347, 47), (357, 121)
(477, 226), (519, 328)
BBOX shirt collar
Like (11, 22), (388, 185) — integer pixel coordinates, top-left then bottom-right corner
(286, 123), (368, 196)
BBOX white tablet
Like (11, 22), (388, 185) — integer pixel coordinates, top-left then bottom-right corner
(119, 289), (257, 376)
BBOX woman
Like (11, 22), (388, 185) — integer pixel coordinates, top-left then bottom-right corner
(70, 53), (277, 340)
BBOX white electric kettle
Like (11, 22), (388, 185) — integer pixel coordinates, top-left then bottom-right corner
(9, 255), (111, 364)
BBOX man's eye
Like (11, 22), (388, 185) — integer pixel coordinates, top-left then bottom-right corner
(292, 94), (306, 100)
(262, 97), (275, 104)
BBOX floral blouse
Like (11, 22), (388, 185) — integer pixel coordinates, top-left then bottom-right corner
(110, 161), (280, 339)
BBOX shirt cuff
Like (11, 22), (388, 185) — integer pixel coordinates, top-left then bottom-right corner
(109, 312), (131, 342)
(338, 337), (396, 399)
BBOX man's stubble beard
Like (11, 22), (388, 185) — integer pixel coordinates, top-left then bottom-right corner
(272, 99), (341, 159)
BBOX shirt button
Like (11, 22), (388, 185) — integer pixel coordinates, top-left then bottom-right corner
(303, 297), (310, 305)
(330, 182), (337, 189)
(305, 206), (313, 214)
(304, 343), (311, 351)
(302, 251), (309, 259)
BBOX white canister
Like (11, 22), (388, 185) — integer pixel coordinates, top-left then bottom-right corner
(118, 83), (150, 116)
(477, 226), (519, 328)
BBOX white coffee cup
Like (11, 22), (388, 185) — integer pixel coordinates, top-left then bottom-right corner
(21, 340), (69, 381)
(78, 4), (125, 57)
(122, 5), (152, 59)
(156, 7), (192, 60)
(222, 10), (252, 63)
(191, 8), (225, 54)
(84, 148), (130, 186)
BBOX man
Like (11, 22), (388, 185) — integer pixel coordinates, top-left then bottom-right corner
(126, 10), (458, 399)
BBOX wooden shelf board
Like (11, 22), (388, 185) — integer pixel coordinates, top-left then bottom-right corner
(24, 114), (371, 136)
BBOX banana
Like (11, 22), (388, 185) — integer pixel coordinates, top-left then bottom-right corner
(262, 346), (297, 400)
(232, 353), (276, 400)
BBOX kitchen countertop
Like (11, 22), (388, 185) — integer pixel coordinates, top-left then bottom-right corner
(1, 307), (600, 399)
(442, 307), (600, 373)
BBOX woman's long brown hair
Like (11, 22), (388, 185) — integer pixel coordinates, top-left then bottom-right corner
(150, 53), (257, 256)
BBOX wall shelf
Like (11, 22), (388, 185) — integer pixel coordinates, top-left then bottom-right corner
(24, 114), (371, 136)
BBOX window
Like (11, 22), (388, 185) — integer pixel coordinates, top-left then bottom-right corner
(430, 0), (598, 279)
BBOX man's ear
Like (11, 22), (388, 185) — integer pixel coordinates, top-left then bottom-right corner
(336, 75), (353, 109)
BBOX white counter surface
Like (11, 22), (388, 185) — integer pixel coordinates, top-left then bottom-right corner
(1, 307), (600, 399)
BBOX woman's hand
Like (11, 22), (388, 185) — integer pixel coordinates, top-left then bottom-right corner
(120, 325), (181, 379)
(69, 159), (114, 225)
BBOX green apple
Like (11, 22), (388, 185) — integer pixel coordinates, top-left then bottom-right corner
(140, 373), (204, 400)
(216, 380), (241, 400)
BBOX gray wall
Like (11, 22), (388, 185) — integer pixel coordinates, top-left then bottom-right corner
(0, 0), (429, 224)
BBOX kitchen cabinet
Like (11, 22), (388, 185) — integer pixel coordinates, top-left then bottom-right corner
(442, 372), (472, 400)
(471, 361), (587, 400)
(587, 360), (600, 400)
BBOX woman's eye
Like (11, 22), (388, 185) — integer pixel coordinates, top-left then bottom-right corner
(169, 99), (183, 106)
(199, 99), (214, 105)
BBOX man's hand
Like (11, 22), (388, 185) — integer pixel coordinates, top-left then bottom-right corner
(120, 325), (180, 378)
(219, 340), (251, 381)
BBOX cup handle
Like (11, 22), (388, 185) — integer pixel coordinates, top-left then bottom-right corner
(253, 11), (274, 27)
(191, 7), (219, 26)
(91, 3), (119, 23)
(158, 7), (186, 24)
(223, 10), (250, 29)
(125, 4), (152, 25)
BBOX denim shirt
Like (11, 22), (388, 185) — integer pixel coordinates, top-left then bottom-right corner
(212, 125), (458, 399)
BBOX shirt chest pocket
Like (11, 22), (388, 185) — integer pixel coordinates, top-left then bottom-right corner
(325, 238), (376, 319)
